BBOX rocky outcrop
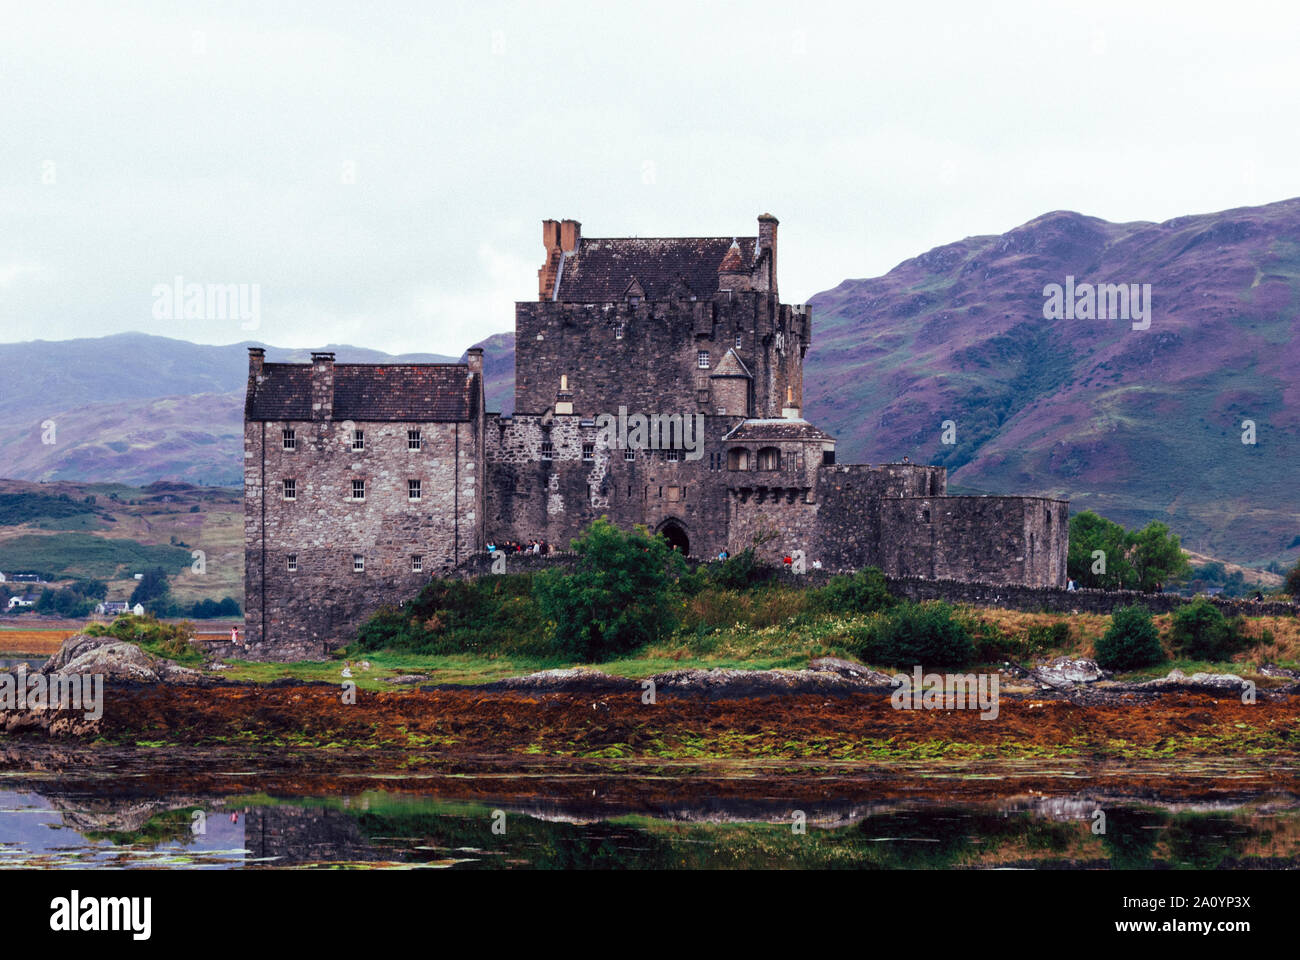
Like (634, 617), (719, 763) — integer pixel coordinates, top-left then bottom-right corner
(38, 633), (209, 685)
(1031, 657), (1104, 689)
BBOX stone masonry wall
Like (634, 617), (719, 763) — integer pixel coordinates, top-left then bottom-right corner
(244, 417), (482, 659)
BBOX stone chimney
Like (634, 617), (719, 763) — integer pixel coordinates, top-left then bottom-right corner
(757, 213), (778, 293)
(560, 219), (581, 252)
(466, 347), (483, 377)
(248, 346), (265, 380)
(538, 219), (562, 300)
(310, 351), (335, 421)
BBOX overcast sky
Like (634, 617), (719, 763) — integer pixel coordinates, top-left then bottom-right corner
(2, 0), (1297, 356)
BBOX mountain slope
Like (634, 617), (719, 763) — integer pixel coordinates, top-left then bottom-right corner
(804, 198), (1300, 565)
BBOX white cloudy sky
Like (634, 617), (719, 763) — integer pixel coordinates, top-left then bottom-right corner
(2, 0), (1297, 356)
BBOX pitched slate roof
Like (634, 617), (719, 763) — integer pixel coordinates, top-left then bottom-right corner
(722, 418), (836, 443)
(709, 348), (752, 378)
(554, 236), (759, 301)
(247, 363), (477, 422)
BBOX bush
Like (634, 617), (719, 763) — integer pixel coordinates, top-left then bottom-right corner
(533, 518), (685, 661)
(354, 573), (547, 655)
(849, 601), (974, 668)
(1167, 596), (1255, 661)
(85, 614), (200, 664)
(813, 567), (894, 616)
(1286, 560), (1300, 602)
(1094, 605), (1165, 671)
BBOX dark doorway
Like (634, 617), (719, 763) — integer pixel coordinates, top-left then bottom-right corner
(659, 521), (689, 556)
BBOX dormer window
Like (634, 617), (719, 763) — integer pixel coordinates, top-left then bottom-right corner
(628, 296), (641, 305)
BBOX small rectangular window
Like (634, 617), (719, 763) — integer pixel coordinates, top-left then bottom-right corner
(541, 440), (554, 460)
(624, 448), (635, 461)
(352, 429), (365, 451)
(282, 479), (296, 500)
(408, 429), (422, 450)
(735, 334), (743, 349)
(666, 449), (681, 462)
(287, 553), (297, 572)
(412, 555), (423, 573)
(582, 443), (594, 461)
(697, 350), (710, 369)
(351, 478), (365, 500)
(282, 428), (296, 450)
(408, 479), (421, 500)
(352, 554), (364, 573)
(615, 323), (624, 340)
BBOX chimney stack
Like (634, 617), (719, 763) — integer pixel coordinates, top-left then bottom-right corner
(466, 347), (483, 377)
(559, 219), (581, 253)
(248, 346), (265, 380)
(757, 213), (778, 293)
(539, 219), (562, 300)
(310, 351), (335, 421)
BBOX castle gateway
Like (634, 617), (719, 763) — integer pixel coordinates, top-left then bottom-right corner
(244, 214), (1068, 658)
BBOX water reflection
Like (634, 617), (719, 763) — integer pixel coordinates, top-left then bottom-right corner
(0, 786), (1295, 870)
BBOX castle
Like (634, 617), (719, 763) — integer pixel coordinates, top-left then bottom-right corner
(244, 214), (1069, 659)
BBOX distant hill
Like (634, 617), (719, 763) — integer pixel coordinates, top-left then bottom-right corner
(0, 333), (514, 487)
(2, 198), (1297, 566)
(804, 198), (1300, 567)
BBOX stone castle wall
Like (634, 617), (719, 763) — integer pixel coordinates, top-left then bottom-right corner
(243, 417), (483, 659)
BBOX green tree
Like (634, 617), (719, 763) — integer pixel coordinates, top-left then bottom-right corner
(1285, 560), (1300, 601)
(853, 601), (973, 668)
(1067, 511), (1134, 589)
(533, 518), (685, 661)
(1094, 604), (1165, 671)
(129, 566), (173, 614)
(1125, 521), (1190, 592)
(1168, 596), (1243, 661)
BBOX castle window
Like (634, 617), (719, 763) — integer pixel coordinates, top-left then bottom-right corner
(727, 448), (749, 471)
(697, 350), (710, 369)
(629, 296), (641, 306)
(352, 429), (365, 451)
(408, 429), (422, 450)
(923, 508), (932, 523)
(282, 479), (296, 500)
(351, 479), (366, 501)
(582, 443), (594, 461)
(541, 440), (554, 460)
(735, 334), (743, 349)
(615, 323), (624, 340)
(286, 554), (297, 573)
(624, 448), (635, 461)
(823, 449), (836, 465)
(282, 428), (296, 450)
(666, 449), (680, 462)
(408, 479), (422, 500)
(412, 555), (423, 573)
(757, 447), (781, 471)
(353, 554), (364, 573)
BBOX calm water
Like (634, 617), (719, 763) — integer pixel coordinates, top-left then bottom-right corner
(1, 784), (1294, 869)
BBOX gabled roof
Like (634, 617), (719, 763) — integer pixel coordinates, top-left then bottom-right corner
(722, 418), (836, 443)
(554, 236), (759, 301)
(709, 348), (752, 378)
(247, 363), (478, 422)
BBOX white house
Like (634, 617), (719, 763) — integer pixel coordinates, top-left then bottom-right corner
(7, 594), (38, 610)
(95, 600), (130, 616)
(132, 603), (145, 616)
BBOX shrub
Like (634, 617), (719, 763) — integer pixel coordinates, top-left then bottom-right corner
(850, 601), (974, 668)
(1286, 560), (1300, 602)
(534, 518), (685, 661)
(813, 567), (894, 616)
(1168, 596), (1255, 661)
(1094, 605), (1165, 671)
(86, 614), (200, 664)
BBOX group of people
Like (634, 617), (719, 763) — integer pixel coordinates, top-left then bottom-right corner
(487, 539), (552, 555)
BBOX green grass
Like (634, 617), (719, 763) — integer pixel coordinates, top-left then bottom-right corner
(0, 532), (191, 579)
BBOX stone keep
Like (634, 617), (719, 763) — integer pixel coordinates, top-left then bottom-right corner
(244, 214), (1068, 659)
